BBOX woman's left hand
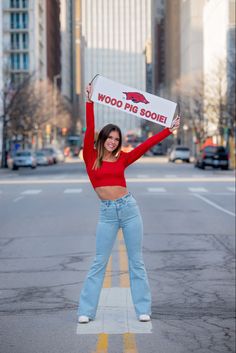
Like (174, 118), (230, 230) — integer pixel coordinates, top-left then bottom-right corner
(169, 115), (181, 132)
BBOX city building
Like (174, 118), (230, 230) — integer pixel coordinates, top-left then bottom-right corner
(60, 0), (73, 101)
(0, 0), (47, 88)
(152, 0), (165, 95)
(46, 0), (61, 87)
(80, 0), (152, 134)
(203, 0), (235, 136)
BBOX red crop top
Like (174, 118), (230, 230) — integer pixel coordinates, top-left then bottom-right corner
(83, 102), (172, 188)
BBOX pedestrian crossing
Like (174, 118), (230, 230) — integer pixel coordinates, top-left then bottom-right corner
(0, 186), (235, 198)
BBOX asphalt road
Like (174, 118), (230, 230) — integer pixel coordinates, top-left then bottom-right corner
(0, 158), (235, 353)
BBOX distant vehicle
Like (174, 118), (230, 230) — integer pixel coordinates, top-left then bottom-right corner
(151, 143), (164, 156)
(41, 147), (64, 164)
(35, 150), (51, 166)
(7, 150), (37, 170)
(169, 145), (190, 163)
(66, 135), (82, 156)
(195, 145), (229, 170)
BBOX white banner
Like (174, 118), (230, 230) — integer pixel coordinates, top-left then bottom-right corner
(91, 75), (177, 128)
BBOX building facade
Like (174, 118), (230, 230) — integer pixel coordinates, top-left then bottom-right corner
(81, 0), (152, 134)
(46, 0), (61, 87)
(1, 0), (47, 88)
(60, 0), (73, 101)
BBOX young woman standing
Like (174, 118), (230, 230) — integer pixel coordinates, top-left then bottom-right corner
(78, 83), (180, 323)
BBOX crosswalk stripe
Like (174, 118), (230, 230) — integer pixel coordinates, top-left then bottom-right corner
(21, 190), (42, 195)
(147, 187), (166, 193)
(188, 187), (208, 193)
(227, 187), (235, 192)
(64, 188), (82, 194)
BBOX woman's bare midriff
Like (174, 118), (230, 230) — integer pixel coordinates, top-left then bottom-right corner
(95, 186), (128, 200)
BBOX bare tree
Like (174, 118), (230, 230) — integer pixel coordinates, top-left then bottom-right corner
(4, 75), (71, 147)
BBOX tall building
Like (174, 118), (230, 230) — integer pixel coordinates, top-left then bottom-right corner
(152, 0), (165, 95)
(180, 0), (205, 82)
(0, 0), (47, 88)
(203, 0), (235, 138)
(80, 0), (152, 134)
(60, 0), (73, 101)
(164, 0), (181, 94)
(46, 0), (61, 87)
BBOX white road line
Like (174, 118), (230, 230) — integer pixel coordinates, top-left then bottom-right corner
(13, 196), (24, 202)
(21, 190), (42, 195)
(227, 187), (235, 192)
(193, 193), (235, 217)
(147, 187), (166, 193)
(0, 177), (235, 185)
(64, 188), (82, 194)
(188, 187), (208, 193)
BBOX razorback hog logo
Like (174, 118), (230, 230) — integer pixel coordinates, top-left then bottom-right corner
(123, 92), (149, 104)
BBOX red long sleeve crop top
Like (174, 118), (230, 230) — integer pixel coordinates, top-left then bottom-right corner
(83, 102), (172, 188)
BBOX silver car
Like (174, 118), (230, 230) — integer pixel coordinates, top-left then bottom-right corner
(169, 146), (190, 163)
(9, 150), (37, 170)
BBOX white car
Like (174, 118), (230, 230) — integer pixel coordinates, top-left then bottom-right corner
(8, 150), (37, 170)
(169, 146), (190, 163)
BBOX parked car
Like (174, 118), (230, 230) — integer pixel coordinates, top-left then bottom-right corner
(195, 145), (229, 170)
(7, 150), (37, 170)
(35, 150), (51, 166)
(168, 146), (190, 163)
(41, 147), (64, 164)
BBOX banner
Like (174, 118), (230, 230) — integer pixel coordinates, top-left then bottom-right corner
(91, 75), (177, 128)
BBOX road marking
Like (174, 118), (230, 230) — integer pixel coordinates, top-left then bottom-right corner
(21, 190), (42, 195)
(64, 188), (82, 194)
(95, 333), (108, 353)
(123, 332), (138, 353)
(13, 196), (24, 202)
(188, 187), (208, 193)
(193, 193), (236, 217)
(227, 187), (235, 192)
(0, 177), (234, 185)
(147, 187), (166, 193)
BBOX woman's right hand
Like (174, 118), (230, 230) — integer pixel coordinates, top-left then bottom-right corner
(86, 83), (93, 102)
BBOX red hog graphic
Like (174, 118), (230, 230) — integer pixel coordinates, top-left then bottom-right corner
(123, 92), (149, 104)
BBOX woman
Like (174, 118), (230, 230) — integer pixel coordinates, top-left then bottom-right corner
(78, 83), (180, 323)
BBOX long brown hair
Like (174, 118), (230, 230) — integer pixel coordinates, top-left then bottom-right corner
(93, 124), (122, 169)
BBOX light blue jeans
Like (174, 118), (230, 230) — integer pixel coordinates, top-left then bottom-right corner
(78, 193), (151, 319)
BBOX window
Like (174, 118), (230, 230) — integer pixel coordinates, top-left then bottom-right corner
(23, 53), (29, 70)
(10, 0), (20, 8)
(22, 13), (28, 28)
(11, 53), (20, 70)
(22, 0), (29, 8)
(10, 13), (20, 29)
(11, 33), (20, 49)
(22, 33), (29, 49)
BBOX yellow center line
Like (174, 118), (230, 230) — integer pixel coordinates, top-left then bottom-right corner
(118, 230), (138, 353)
(94, 256), (112, 353)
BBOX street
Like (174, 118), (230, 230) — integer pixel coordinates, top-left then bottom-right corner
(0, 158), (235, 353)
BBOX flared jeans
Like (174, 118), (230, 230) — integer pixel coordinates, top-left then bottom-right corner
(77, 193), (151, 319)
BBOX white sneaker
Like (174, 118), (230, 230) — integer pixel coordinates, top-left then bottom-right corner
(139, 314), (151, 322)
(78, 315), (89, 323)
